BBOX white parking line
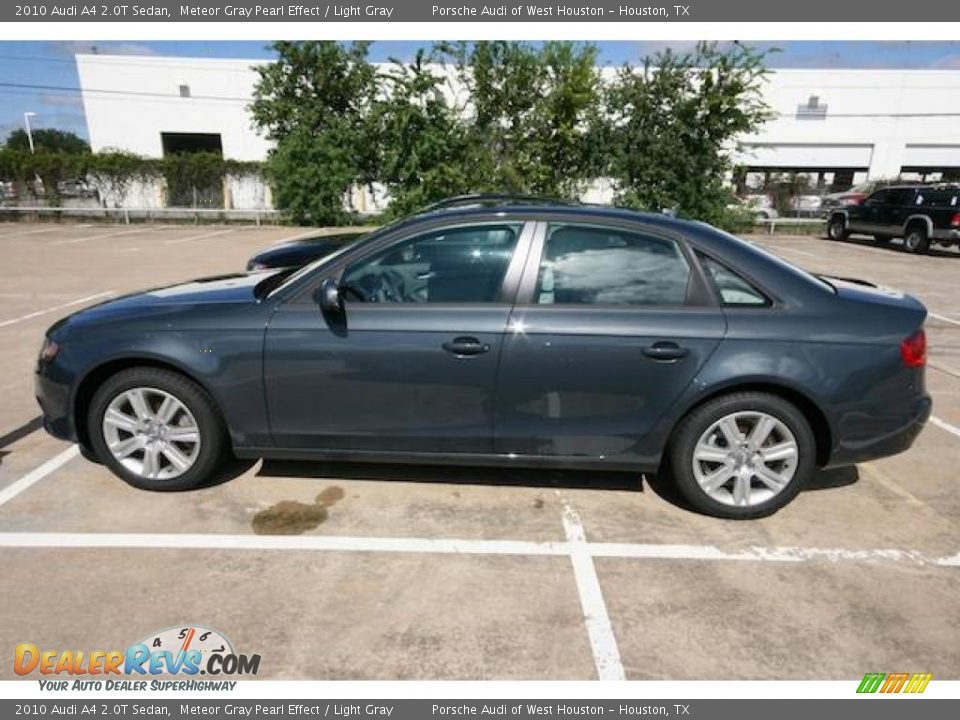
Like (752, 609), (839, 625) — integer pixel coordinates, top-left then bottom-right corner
(164, 229), (236, 245)
(0, 291), (114, 328)
(0, 530), (565, 556)
(0, 530), (956, 569)
(929, 312), (960, 328)
(51, 228), (148, 246)
(558, 494), (626, 681)
(0, 226), (63, 239)
(0, 446), (79, 508)
(930, 415), (960, 441)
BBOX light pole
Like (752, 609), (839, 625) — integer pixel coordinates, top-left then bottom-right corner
(23, 112), (36, 154)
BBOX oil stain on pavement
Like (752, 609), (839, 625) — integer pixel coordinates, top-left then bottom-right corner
(252, 486), (346, 535)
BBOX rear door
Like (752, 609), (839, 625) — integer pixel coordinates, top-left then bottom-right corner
(264, 220), (534, 454)
(493, 220), (726, 463)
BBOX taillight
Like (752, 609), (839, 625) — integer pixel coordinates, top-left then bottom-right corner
(900, 329), (926, 368)
(950, 212), (960, 228)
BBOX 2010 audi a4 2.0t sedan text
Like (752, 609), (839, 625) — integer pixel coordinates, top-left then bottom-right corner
(35, 200), (932, 519)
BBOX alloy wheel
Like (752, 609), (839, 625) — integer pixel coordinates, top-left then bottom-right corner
(101, 387), (202, 480)
(691, 411), (799, 507)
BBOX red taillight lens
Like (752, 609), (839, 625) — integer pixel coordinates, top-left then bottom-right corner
(950, 212), (960, 228)
(900, 329), (926, 368)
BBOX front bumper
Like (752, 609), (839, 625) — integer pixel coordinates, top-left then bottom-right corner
(35, 357), (78, 442)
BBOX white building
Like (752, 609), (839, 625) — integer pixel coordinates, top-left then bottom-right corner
(76, 54), (960, 210)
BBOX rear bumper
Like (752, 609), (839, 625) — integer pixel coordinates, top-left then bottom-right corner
(931, 229), (960, 244)
(825, 393), (931, 468)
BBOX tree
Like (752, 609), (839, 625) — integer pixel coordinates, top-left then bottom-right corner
(250, 41), (378, 225)
(436, 41), (604, 199)
(368, 49), (473, 217)
(605, 42), (774, 226)
(5, 128), (89, 154)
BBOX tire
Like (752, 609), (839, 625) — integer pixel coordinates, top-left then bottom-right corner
(826, 216), (848, 241)
(668, 392), (816, 519)
(78, 443), (101, 465)
(903, 226), (930, 254)
(87, 367), (227, 491)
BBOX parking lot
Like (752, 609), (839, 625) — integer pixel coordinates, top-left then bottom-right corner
(0, 221), (958, 681)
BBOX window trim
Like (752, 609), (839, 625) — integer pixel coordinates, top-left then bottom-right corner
(513, 218), (716, 310)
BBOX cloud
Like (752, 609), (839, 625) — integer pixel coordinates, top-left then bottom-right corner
(51, 41), (157, 58)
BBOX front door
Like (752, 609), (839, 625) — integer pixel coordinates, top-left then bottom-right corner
(264, 221), (532, 454)
(494, 221), (726, 464)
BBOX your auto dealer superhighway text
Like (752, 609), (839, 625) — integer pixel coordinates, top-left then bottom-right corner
(181, 706), (391, 717)
(180, 4), (395, 17)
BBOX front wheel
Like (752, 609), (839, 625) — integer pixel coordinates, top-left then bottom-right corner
(668, 392), (816, 519)
(826, 216), (848, 241)
(87, 368), (227, 491)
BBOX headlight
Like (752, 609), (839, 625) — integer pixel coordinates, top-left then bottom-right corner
(39, 337), (60, 363)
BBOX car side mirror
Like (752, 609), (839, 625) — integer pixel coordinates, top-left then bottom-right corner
(317, 277), (343, 313)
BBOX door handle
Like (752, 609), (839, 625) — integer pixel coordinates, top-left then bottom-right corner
(642, 341), (689, 361)
(442, 336), (491, 356)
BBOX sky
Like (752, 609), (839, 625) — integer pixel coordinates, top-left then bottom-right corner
(2, 40), (960, 142)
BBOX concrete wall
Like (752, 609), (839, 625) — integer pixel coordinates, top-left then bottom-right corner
(735, 69), (960, 179)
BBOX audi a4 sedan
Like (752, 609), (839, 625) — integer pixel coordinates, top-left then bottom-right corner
(36, 200), (931, 518)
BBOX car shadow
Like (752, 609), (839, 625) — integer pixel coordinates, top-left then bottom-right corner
(633, 463), (859, 515)
(256, 459), (642, 493)
(255, 458), (859, 512)
(844, 235), (960, 258)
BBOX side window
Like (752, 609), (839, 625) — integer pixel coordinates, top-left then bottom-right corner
(341, 224), (521, 304)
(865, 190), (891, 206)
(890, 189), (915, 206)
(701, 255), (770, 307)
(534, 223), (691, 306)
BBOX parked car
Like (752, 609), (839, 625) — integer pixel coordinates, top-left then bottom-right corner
(37, 196), (931, 519)
(826, 184), (960, 253)
(820, 182), (877, 215)
(247, 231), (368, 271)
(729, 195), (779, 222)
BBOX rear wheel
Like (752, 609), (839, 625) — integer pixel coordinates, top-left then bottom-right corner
(668, 392), (816, 519)
(903, 226), (930, 254)
(87, 368), (227, 491)
(827, 216), (848, 241)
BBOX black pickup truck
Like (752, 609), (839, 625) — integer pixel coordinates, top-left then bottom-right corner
(826, 184), (960, 254)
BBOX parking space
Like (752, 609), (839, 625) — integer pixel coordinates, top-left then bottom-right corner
(1, 223), (958, 681)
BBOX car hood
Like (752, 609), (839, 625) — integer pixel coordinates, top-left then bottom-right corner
(56, 272), (279, 331)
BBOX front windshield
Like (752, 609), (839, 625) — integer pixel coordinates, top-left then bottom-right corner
(269, 222), (396, 296)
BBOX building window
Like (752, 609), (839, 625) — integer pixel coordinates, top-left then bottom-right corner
(796, 95), (827, 120)
(179, 84), (191, 98)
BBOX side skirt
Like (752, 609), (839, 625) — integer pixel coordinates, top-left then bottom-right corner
(233, 446), (654, 473)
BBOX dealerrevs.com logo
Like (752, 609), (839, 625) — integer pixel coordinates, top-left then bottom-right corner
(857, 672), (933, 694)
(15, 625), (260, 691)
